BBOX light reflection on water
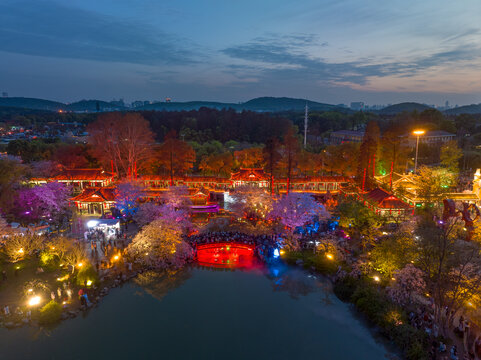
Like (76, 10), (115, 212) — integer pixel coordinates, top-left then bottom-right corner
(0, 264), (397, 360)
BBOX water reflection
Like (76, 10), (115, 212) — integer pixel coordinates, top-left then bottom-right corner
(134, 268), (192, 301)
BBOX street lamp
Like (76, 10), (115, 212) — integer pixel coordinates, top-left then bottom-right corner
(413, 129), (425, 173)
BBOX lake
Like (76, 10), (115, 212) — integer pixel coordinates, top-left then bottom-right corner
(0, 263), (395, 360)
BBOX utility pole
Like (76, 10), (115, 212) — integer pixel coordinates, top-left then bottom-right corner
(304, 102), (308, 148)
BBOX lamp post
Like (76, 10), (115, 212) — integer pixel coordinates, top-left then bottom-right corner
(413, 130), (425, 173)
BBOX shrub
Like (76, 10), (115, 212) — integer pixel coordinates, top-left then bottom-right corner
(39, 300), (62, 325)
(76, 264), (99, 287)
(39, 251), (58, 271)
(333, 276), (362, 301)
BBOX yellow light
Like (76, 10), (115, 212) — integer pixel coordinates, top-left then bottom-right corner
(326, 253), (334, 260)
(17, 248), (24, 254)
(77, 262), (83, 267)
(28, 288), (33, 292)
(51, 246), (55, 250)
(391, 277), (396, 281)
(413, 129), (425, 136)
(373, 276), (380, 282)
(15, 266), (20, 270)
(467, 301), (474, 307)
(28, 296), (41, 307)
(145, 253), (149, 256)
(57, 274), (69, 282)
(86, 280), (92, 286)
(279, 250), (285, 256)
(113, 255), (119, 261)
(62, 301), (67, 305)
(426, 293), (430, 297)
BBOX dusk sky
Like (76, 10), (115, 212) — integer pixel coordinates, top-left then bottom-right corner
(1, 0), (481, 105)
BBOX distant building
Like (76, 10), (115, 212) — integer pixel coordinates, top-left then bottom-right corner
(350, 102), (365, 111)
(330, 130), (365, 145)
(404, 130), (456, 147)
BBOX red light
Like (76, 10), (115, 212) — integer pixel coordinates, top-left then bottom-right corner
(196, 242), (256, 268)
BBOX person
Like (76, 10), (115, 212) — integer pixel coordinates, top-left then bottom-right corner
(439, 341), (446, 353)
(3, 305), (10, 316)
(51, 291), (56, 300)
(2, 270), (7, 281)
(57, 287), (62, 298)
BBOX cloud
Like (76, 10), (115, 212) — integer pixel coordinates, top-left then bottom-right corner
(0, 0), (197, 65)
(221, 34), (481, 88)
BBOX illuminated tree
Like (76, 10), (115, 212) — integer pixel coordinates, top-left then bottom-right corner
(156, 131), (196, 184)
(388, 264), (426, 306)
(440, 140), (462, 174)
(269, 193), (329, 233)
(114, 181), (145, 217)
(337, 199), (382, 250)
(322, 143), (359, 176)
(127, 218), (194, 269)
(228, 185), (273, 224)
(263, 137), (281, 194)
(357, 121), (380, 189)
(296, 150), (321, 176)
(198, 152), (233, 176)
(15, 182), (71, 227)
(87, 112), (155, 177)
(234, 147), (265, 169)
(413, 166), (456, 205)
(371, 230), (416, 277)
(4, 234), (44, 262)
(278, 126), (300, 193)
(162, 186), (192, 210)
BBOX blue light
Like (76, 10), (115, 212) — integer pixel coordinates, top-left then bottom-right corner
(273, 248), (280, 258)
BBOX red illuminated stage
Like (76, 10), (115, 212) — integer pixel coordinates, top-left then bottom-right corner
(196, 242), (256, 268)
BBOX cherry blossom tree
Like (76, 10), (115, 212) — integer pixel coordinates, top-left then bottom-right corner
(114, 181), (145, 218)
(269, 193), (330, 233)
(15, 182), (71, 227)
(162, 186), (192, 210)
(388, 264), (426, 306)
(134, 202), (192, 232)
(228, 185), (273, 224)
(127, 218), (194, 269)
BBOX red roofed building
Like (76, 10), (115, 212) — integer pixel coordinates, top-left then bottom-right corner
(362, 188), (412, 220)
(31, 168), (114, 191)
(71, 187), (116, 214)
(230, 168), (269, 187)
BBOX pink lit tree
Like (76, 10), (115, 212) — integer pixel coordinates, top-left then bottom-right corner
(228, 185), (273, 224)
(16, 182), (71, 228)
(388, 264), (426, 306)
(269, 193), (330, 233)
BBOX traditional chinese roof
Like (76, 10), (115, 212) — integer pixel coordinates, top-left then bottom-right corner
(70, 187), (116, 203)
(54, 168), (114, 181)
(365, 188), (411, 209)
(231, 168), (269, 182)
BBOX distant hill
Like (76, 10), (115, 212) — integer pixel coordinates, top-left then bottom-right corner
(0, 97), (64, 111)
(378, 102), (433, 115)
(140, 97), (350, 113)
(140, 101), (235, 111)
(444, 104), (481, 115)
(0, 96), (350, 113)
(65, 100), (125, 112)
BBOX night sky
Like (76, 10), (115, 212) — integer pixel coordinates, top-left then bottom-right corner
(1, 0), (480, 105)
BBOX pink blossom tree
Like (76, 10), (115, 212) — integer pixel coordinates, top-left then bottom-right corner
(162, 186), (192, 210)
(388, 264), (426, 306)
(228, 185), (273, 224)
(16, 182), (71, 228)
(269, 193), (330, 233)
(127, 218), (194, 269)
